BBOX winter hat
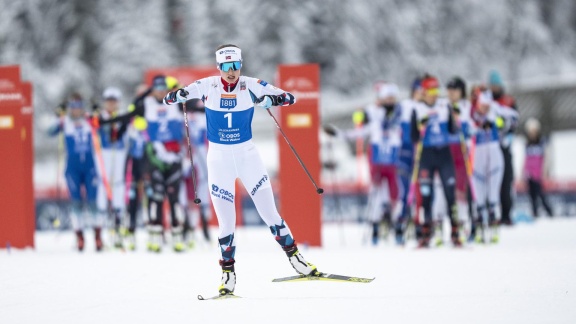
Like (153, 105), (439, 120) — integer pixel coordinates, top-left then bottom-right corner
(421, 76), (440, 95)
(377, 83), (399, 99)
(478, 91), (493, 105)
(103, 87), (122, 101)
(446, 77), (466, 98)
(152, 75), (167, 90)
(488, 70), (504, 87)
(215, 46), (242, 63)
(165, 76), (180, 90)
(524, 117), (541, 133)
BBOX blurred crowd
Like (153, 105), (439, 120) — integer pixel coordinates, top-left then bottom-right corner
(49, 69), (552, 252)
(323, 70), (553, 247)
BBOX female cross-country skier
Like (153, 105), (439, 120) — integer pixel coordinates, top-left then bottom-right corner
(164, 44), (319, 296)
(471, 90), (518, 243)
(50, 94), (104, 251)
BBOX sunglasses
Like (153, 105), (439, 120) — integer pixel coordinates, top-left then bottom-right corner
(219, 61), (242, 72)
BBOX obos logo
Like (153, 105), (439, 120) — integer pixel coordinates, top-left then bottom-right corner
(211, 184), (234, 203)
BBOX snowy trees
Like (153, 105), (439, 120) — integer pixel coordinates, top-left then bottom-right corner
(1, 0), (576, 157)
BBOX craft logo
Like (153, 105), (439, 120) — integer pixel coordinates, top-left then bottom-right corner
(251, 175), (269, 196)
(240, 81), (246, 91)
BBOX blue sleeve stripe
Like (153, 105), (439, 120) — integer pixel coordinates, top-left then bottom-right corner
(249, 90), (257, 103)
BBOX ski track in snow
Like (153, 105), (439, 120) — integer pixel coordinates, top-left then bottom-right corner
(1, 218), (575, 324)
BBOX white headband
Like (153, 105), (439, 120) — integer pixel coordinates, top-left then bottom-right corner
(478, 91), (493, 105)
(215, 47), (242, 63)
(377, 83), (399, 99)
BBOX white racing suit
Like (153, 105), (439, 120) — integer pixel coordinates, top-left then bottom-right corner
(171, 76), (298, 264)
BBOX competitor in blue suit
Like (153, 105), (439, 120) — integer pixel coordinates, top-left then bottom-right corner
(50, 94), (103, 251)
(410, 75), (460, 247)
(395, 77), (423, 243)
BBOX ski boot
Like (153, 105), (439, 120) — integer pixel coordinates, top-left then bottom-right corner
(417, 223), (432, 248)
(451, 226), (462, 248)
(94, 227), (104, 252)
(107, 227), (123, 249)
(381, 210), (392, 241)
(474, 222), (485, 244)
(489, 221), (499, 243)
(172, 227), (186, 253)
(467, 221), (477, 243)
(125, 230), (136, 251)
(394, 222), (405, 246)
(147, 225), (162, 253)
(283, 243), (319, 276)
(371, 222), (380, 246)
(182, 224), (195, 250)
(218, 259), (236, 295)
(487, 207), (499, 243)
(75, 230), (85, 252)
(433, 221), (444, 247)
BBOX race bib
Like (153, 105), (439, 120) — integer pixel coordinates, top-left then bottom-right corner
(220, 94), (237, 109)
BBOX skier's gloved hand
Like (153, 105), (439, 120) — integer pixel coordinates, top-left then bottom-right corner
(450, 104), (461, 115)
(323, 124), (338, 137)
(482, 120), (492, 130)
(55, 103), (67, 117)
(255, 95), (273, 109)
(255, 95), (284, 109)
(175, 89), (189, 103)
(419, 116), (429, 126)
(164, 88), (189, 104)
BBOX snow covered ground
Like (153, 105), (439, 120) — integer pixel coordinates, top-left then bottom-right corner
(1, 219), (575, 324)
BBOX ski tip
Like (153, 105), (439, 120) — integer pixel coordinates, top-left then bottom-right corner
(197, 293), (241, 300)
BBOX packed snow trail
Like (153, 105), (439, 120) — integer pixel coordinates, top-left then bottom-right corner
(1, 218), (575, 324)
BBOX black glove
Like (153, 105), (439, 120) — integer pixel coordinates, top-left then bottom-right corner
(323, 125), (338, 137)
(450, 104), (461, 115)
(165, 88), (189, 104)
(420, 116), (429, 126)
(55, 102), (67, 117)
(256, 95), (284, 106)
(482, 120), (492, 130)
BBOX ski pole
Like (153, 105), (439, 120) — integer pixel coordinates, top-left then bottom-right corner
(182, 100), (201, 204)
(267, 109), (324, 194)
(406, 126), (426, 206)
(90, 118), (113, 211)
(455, 116), (476, 202)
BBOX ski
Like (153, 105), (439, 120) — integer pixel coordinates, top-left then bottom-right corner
(197, 293), (241, 301)
(272, 273), (374, 283)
